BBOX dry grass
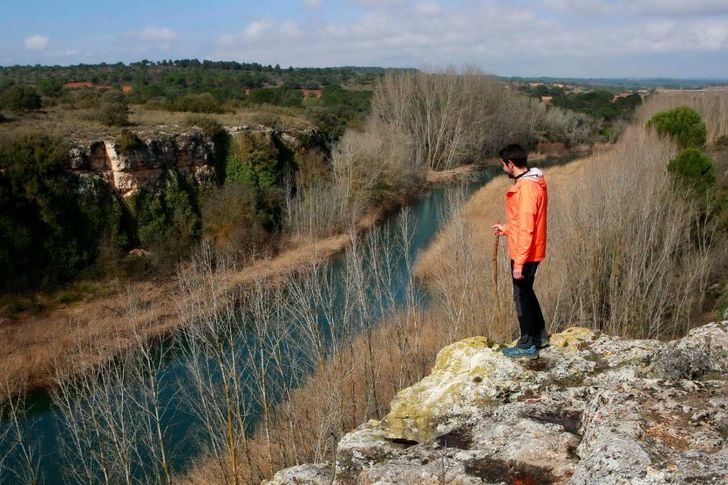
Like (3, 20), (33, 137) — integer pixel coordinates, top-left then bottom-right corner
(0, 105), (312, 144)
(416, 92), (726, 341)
(0, 207), (384, 404)
(180, 306), (451, 485)
(178, 213), (488, 485)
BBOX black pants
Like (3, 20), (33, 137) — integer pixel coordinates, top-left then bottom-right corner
(511, 260), (546, 348)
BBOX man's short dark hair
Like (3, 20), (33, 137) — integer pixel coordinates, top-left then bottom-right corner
(499, 144), (528, 168)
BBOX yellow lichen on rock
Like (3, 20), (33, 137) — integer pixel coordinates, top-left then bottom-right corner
(550, 327), (596, 350)
(432, 336), (492, 373)
(383, 329), (598, 443)
(384, 336), (497, 442)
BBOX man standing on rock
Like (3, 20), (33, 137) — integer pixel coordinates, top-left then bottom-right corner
(492, 144), (549, 359)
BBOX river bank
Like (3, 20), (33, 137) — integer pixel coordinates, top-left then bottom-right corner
(0, 160), (514, 404)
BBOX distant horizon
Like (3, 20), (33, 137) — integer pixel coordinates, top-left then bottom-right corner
(2, 59), (728, 84)
(2, 1), (727, 79)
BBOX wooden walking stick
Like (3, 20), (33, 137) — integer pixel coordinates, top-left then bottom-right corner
(492, 220), (500, 312)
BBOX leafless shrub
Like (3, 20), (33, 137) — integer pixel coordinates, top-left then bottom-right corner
(286, 66), (540, 239)
(535, 105), (600, 146)
(285, 119), (421, 239)
(201, 182), (269, 258)
(371, 67), (536, 170)
(418, 93), (723, 341)
(180, 210), (437, 483)
(0, 378), (39, 484)
(544, 125), (713, 338)
(50, 294), (174, 484)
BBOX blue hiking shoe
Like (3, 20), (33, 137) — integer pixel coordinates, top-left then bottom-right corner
(502, 344), (539, 360)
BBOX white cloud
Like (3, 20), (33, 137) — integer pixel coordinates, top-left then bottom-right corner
(541, 0), (613, 16)
(218, 34), (237, 47)
(24, 35), (48, 50)
(542, 0), (728, 16)
(138, 27), (177, 42)
(244, 19), (273, 40)
(304, 0), (323, 8)
(210, 0), (728, 77)
(630, 0), (728, 15)
(280, 21), (304, 38)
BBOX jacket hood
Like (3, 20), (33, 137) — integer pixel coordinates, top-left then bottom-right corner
(515, 167), (546, 188)
(520, 167), (544, 180)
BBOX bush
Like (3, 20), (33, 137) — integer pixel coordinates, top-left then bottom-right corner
(0, 85), (41, 114)
(98, 90), (129, 126)
(37, 77), (64, 98)
(647, 106), (707, 149)
(225, 132), (281, 192)
(167, 92), (223, 113)
(130, 171), (201, 262)
(714, 135), (728, 149)
(61, 89), (100, 110)
(201, 182), (268, 255)
(184, 115), (226, 138)
(667, 148), (716, 197)
(614, 93), (642, 112)
(116, 128), (144, 154)
(248, 87), (303, 107)
(184, 115), (230, 183)
(553, 90), (619, 120)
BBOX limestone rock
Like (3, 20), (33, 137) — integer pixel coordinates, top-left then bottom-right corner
(271, 321), (728, 484)
(68, 126), (318, 197)
(266, 463), (331, 485)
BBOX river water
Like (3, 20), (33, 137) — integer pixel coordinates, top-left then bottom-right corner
(1, 165), (503, 484)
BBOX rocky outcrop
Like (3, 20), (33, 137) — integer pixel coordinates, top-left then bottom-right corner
(68, 124), (320, 197)
(267, 321), (728, 484)
(70, 130), (216, 197)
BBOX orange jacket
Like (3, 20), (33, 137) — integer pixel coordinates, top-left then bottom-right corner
(502, 168), (548, 269)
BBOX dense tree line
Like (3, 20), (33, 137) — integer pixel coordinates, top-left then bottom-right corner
(0, 60), (386, 102)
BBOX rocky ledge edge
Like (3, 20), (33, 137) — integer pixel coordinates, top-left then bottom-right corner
(267, 321), (728, 484)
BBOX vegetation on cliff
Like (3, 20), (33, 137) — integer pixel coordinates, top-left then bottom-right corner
(0, 136), (129, 292)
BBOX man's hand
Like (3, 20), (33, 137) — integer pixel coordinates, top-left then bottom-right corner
(513, 266), (524, 280)
(492, 223), (505, 236)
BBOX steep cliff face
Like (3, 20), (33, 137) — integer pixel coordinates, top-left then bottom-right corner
(268, 321), (728, 484)
(68, 125), (318, 197)
(70, 131), (216, 197)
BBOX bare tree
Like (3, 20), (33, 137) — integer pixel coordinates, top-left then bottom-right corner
(0, 378), (39, 485)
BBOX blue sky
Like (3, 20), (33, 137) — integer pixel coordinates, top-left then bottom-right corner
(2, 0), (727, 78)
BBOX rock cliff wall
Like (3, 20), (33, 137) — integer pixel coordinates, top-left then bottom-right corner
(69, 125), (317, 197)
(268, 321), (728, 484)
(70, 131), (216, 197)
